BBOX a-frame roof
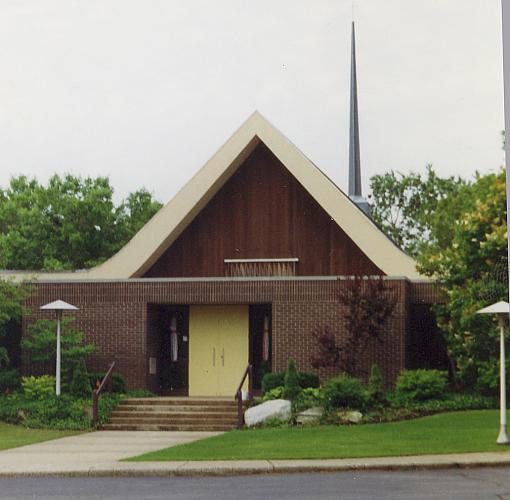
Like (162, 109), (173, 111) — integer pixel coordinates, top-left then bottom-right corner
(2, 112), (424, 281)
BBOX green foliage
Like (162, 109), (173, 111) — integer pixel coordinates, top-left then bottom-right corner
(70, 360), (91, 397)
(22, 375), (55, 399)
(261, 371), (319, 395)
(261, 372), (285, 394)
(293, 387), (321, 413)
(261, 417), (288, 428)
(395, 369), (448, 402)
(367, 364), (386, 406)
(297, 372), (320, 389)
(283, 359), (301, 401)
(21, 317), (94, 384)
(262, 386), (284, 401)
(0, 278), (27, 368)
(370, 165), (465, 256)
(0, 369), (21, 393)
(417, 169), (508, 388)
(0, 174), (162, 270)
(0, 390), (141, 430)
(88, 372), (125, 393)
(322, 374), (368, 411)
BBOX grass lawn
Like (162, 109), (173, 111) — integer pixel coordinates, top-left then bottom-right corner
(0, 422), (80, 451)
(127, 410), (509, 461)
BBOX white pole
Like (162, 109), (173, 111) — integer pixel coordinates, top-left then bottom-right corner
(56, 310), (61, 397)
(498, 318), (509, 444)
(501, 0), (510, 445)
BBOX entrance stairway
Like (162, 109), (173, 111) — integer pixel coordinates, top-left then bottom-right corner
(102, 397), (245, 431)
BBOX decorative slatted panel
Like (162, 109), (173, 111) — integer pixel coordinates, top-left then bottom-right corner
(224, 258), (298, 277)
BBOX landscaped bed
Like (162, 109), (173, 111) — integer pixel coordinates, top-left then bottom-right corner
(127, 410), (505, 461)
(0, 422), (80, 451)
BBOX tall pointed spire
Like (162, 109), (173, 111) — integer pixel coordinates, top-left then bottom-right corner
(348, 21), (370, 215)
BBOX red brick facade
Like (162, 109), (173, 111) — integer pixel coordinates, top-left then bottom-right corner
(22, 278), (440, 390)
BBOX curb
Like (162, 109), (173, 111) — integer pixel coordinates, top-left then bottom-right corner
(1, 454), (510, 477)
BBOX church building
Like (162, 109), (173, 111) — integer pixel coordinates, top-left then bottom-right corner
(3, 24), (443, 394)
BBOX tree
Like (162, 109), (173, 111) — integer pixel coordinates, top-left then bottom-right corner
(0, 279), (26, 368)
(369, 166), (465, 256)
(21, 317), (95, 383)
(417, 168), (508, 390)
(0, 174), (162, 270)
(311, 277), (397, 377)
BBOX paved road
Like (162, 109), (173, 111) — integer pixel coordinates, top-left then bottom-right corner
(1, 468), (510, 500)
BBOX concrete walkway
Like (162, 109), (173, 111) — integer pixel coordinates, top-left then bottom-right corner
(0, 431), (510, 476)
(0, 431), (220, 475)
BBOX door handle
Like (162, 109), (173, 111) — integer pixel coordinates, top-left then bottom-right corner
(213, 347), (216, 367)
(221, 348), (225, 367)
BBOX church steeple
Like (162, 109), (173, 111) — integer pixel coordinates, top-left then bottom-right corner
(348, 21), (370, 215)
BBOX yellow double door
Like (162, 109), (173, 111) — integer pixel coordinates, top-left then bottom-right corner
(188, 305), (248, 397)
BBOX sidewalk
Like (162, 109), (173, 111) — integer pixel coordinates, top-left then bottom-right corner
(0, 431), (509, 477)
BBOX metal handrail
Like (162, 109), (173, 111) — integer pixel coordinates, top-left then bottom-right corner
(234, 364), (253, 429)
(92, 361), (116, 428)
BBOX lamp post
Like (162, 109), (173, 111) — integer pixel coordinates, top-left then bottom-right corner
(40, 300), (79, 396)
(476, 301), (510, 444)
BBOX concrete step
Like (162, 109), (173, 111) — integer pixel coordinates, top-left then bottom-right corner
(119, 398), (243, 407)
(102, 423), (235, 432)
(117, 405), (238, 413)
(110, 411), (237, 419)
(108, 416), (237, 425)
(106, 397), (246, 431)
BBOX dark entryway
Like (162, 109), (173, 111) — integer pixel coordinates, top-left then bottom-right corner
(249, 304), (272, 390)
(148, 304), (189, 395)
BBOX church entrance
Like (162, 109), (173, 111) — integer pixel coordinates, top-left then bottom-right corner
(148, 303), (272, 396)
(188, 305), (249, 397)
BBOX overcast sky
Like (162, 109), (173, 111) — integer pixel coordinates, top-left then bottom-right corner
(0, 0), (504, 203)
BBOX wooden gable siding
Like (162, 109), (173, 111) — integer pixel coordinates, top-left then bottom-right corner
(143, 143), (383, 277)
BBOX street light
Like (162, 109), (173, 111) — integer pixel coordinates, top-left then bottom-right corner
(476, 300), (510, 444)
(40, 300), (79, 396)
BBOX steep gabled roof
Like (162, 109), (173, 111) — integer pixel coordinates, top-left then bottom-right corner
(2, 111), (424, 280)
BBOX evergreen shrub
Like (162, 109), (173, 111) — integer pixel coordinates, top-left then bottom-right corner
(71, 360), (92, 397)
(322, 374), (367, 411)
(395, 369), (448, 402)
(283, 359), (301, 401)
(367, 364), (386, 406)
(0, 369), (21, 394)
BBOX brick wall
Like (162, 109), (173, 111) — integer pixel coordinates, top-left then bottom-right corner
(23, 277), (429, 390)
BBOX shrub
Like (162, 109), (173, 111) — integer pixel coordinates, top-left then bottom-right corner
(367, 364), (386, 406)
(261, 370), (320, 395)
(71, 360), (92, 397)
(0, 369), (21, 394)
(88, 372), (125, 393)
(261, 372), (285, 395)
(283, 359), (301, 401)
(262, 386), (284, 401)
(322, 374), (367, 411)
(293, 387), (321, 412)
(22, 375), (56, 400)
(395, 369), (448, 402)
(298, 372), (320, 389)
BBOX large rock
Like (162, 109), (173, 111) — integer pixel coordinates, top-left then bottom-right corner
(244, 399), (292, 427)
(296, 406), (323, 425)
(338, 410), (363, 424)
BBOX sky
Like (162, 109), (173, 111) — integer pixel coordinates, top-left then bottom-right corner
(0, 0), (504, 203)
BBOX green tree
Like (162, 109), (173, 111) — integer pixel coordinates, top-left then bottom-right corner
(370, 166), (465, 256)
(0, 279), (26, 368)
(283, 359), (301, 401)
(0, 174), (162, 270)
(21, 317), (95, 384)
(417, 168), (508, 390)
